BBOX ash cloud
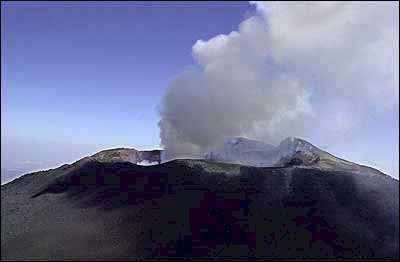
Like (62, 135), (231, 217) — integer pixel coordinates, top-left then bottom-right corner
(159, 2), (399, 160)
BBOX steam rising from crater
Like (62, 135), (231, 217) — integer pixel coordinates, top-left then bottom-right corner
(159, 2), (399, 160)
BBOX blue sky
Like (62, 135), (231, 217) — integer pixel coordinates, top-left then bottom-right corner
(1, 2), (254, 182)
(1, 1), (398, 183)
(2, 2), (252, 148)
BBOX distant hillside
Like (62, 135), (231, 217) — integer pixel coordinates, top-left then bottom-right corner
(205, 137), (385, 176)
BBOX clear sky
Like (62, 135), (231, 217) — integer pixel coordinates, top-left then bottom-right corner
(1, 1), (398, 183)
(1, 1), (254, 182)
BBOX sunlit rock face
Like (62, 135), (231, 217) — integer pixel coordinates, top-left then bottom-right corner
(274, 137), (321, 167)
(91, 148), (162, 165)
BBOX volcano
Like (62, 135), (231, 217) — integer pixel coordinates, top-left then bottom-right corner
(1, 138), (398, 260)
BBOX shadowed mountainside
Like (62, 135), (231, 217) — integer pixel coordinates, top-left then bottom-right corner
(1, 155), (398, 260)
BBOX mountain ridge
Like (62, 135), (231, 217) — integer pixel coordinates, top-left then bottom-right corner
(205, 136), (387, 177)
(1, 137), (398, 260)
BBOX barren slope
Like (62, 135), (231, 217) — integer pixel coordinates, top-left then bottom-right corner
(1, 157), (398, 260)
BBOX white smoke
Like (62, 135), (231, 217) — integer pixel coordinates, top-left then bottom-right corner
(159, 1), (399, 160)
(137, 160), (159, 166)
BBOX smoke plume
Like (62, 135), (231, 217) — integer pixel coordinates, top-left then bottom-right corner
(159, 2), (399, 160)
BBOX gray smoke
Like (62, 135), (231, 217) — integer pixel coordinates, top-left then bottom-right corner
(159, 2), (399, 160)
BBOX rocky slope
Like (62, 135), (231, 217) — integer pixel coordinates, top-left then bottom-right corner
(206, 137), (383, 176)
(1, 141), (398, 260)
(91, 148), (162, 165)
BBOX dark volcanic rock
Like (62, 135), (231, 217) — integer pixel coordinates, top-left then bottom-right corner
(1, 157), (398, 260)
